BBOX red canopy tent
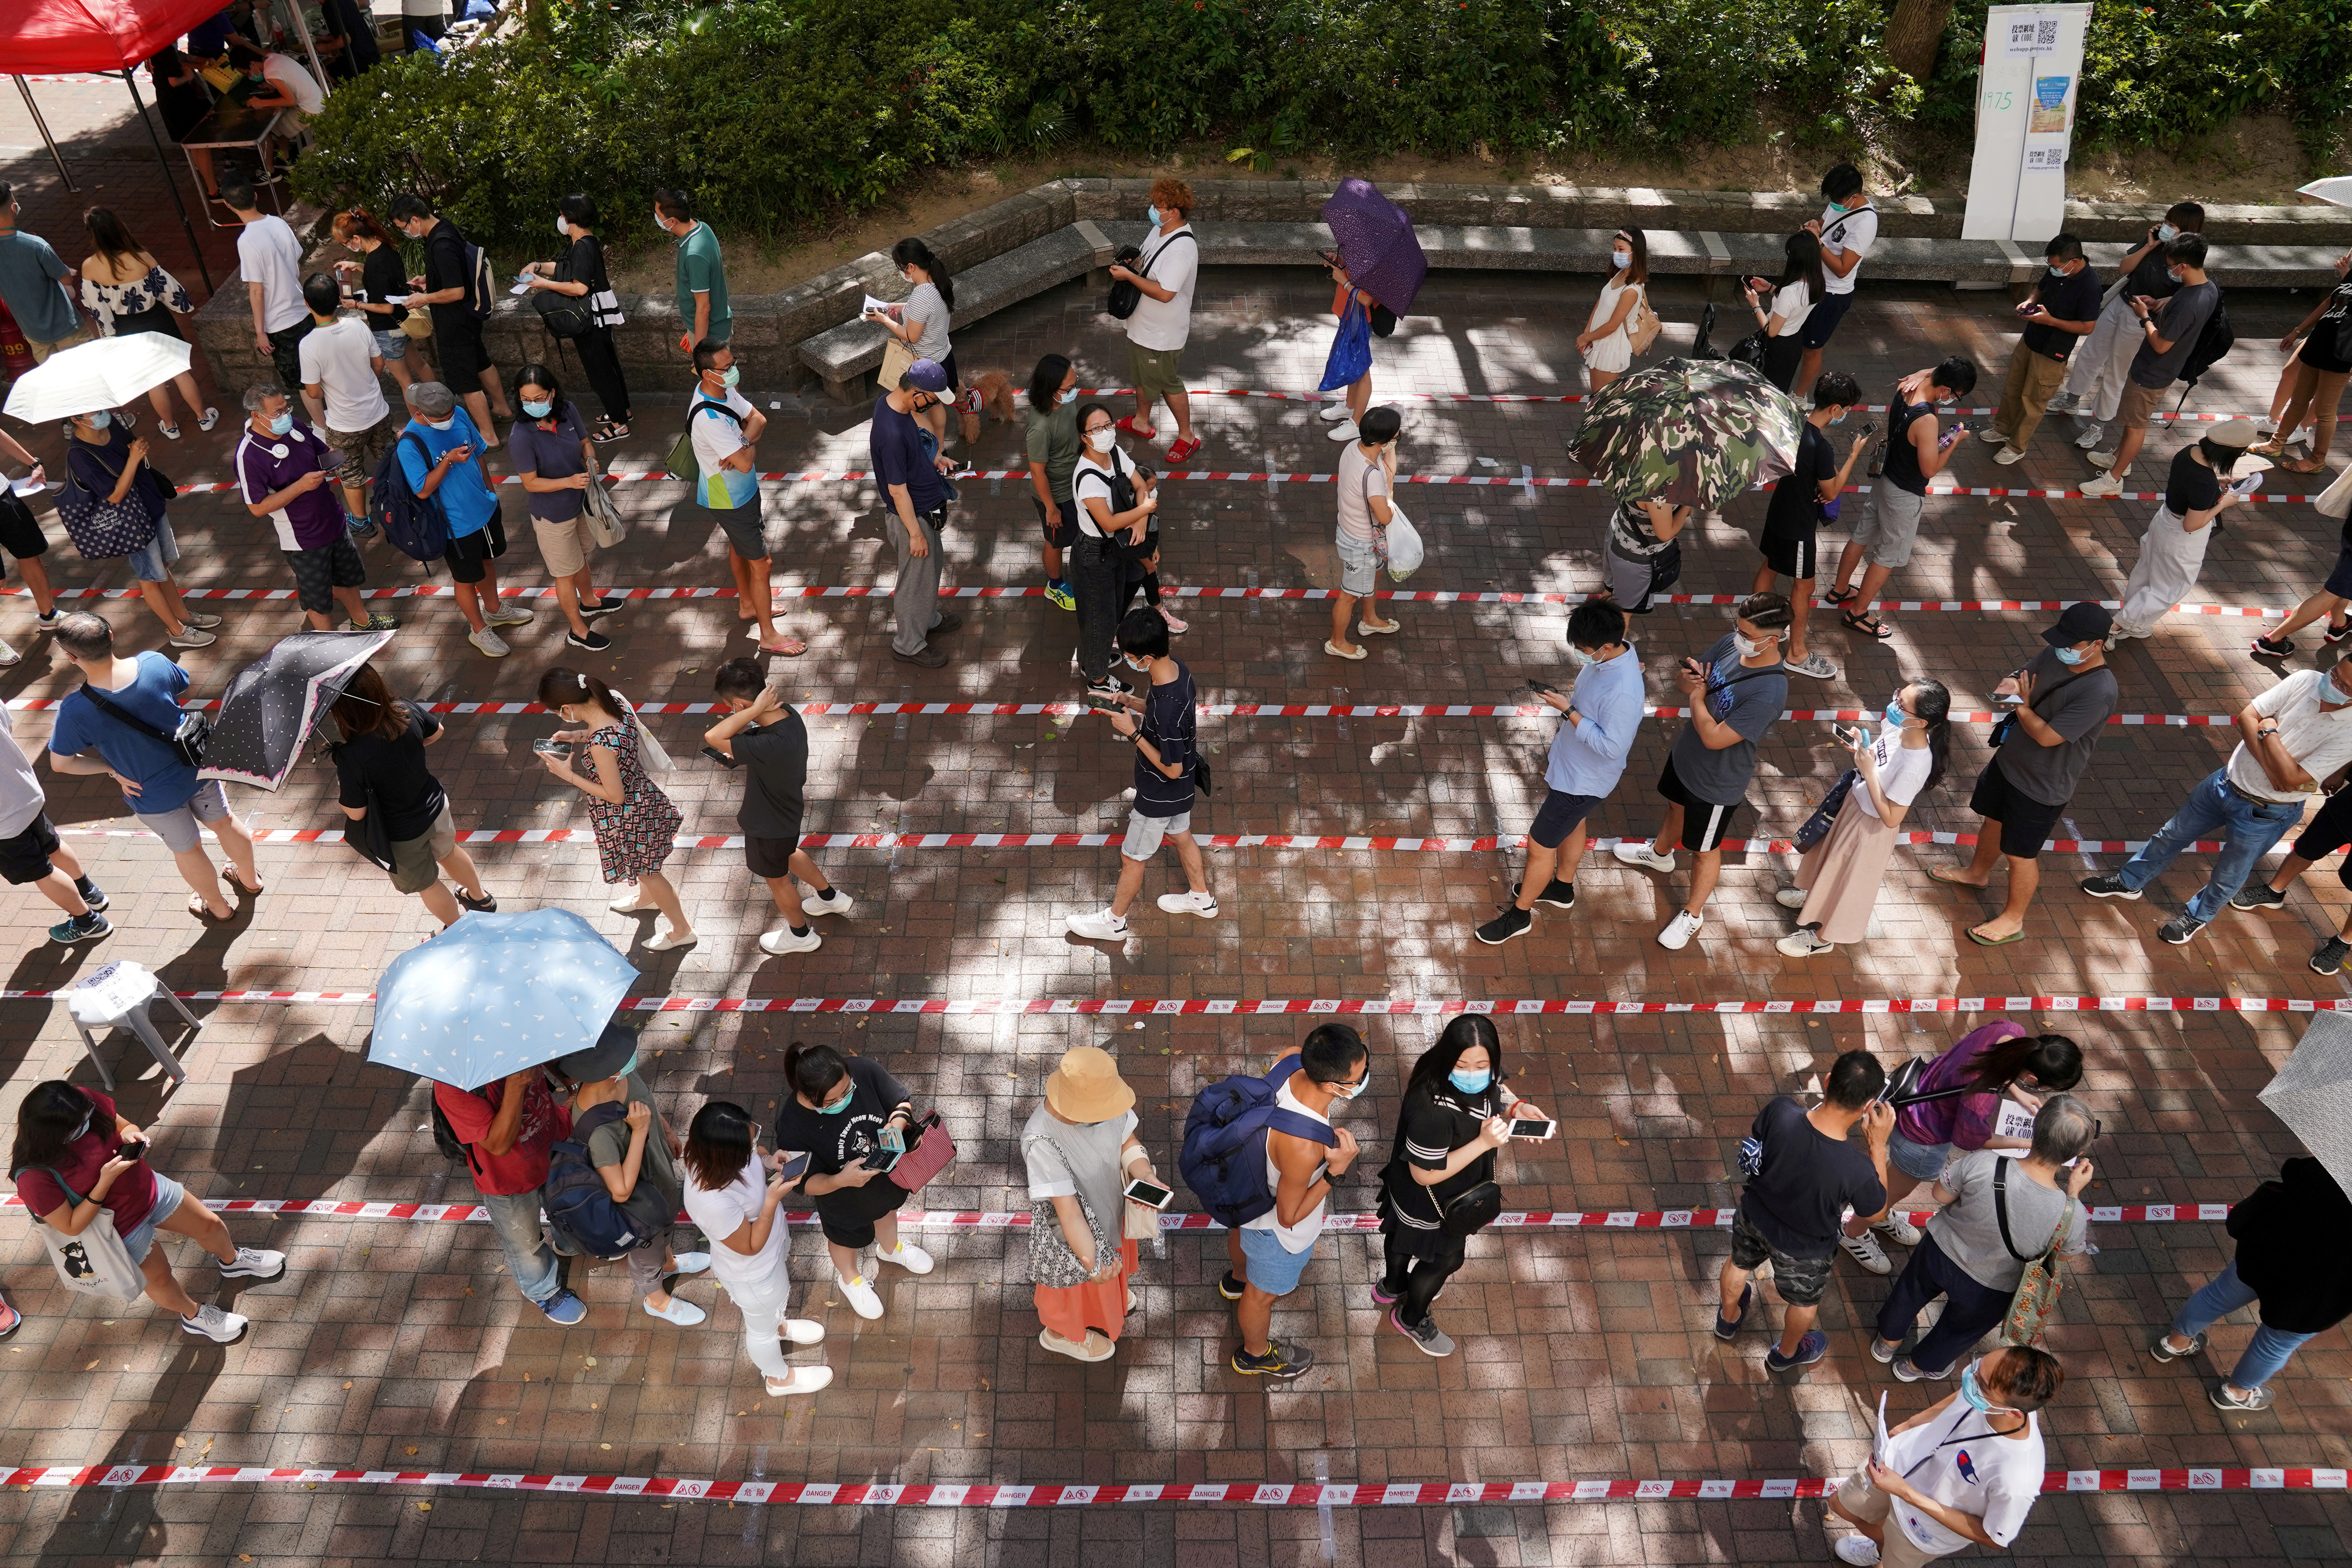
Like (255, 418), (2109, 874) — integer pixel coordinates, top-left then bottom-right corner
(4, 0), (247, 291)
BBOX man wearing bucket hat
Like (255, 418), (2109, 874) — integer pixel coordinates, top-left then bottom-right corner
(870, 357), (962, 669)
(550, 1026), (712, 1326)
(1020, 1045), (1166, 1362)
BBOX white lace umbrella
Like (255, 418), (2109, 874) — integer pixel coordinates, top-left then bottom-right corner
(2258, 1011), (2352, 1198)
(1, 334), (191, 423)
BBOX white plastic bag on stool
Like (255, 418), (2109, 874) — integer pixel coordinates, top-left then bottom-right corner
(1382, 508), (1424, 581)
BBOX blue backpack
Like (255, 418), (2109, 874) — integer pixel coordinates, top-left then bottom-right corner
(369, 432), (452, 562)
(1179, 1053), (1339, 1228)
(541, 1102), (674, 1259)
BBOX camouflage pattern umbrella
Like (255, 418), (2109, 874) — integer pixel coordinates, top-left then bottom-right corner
(1569, 356), (1805, 511)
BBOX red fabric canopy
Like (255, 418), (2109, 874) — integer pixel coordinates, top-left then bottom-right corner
(5, 0), (221, 74)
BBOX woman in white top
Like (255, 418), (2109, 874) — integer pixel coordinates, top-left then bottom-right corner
(1777, 677), (1949, 956)
(873, 239), (957, 444)
(1070, 402), (1161, 695)
(1576, 229), (1649, 392)
(77, 208), (216, 440)
(678, 1100), (832, 1397)
(1743, 231), (1824, 394)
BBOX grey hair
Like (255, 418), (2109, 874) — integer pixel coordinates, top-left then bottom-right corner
(2028, 1093), (2097, 1166)
(404, 381), (456, 417)
(241, 382), (287, 413)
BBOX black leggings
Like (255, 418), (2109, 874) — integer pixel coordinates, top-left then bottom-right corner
(573, 326), (632, 423)
(1071, 535), (1142, 682)
(1380, 1228), (1468, 1328)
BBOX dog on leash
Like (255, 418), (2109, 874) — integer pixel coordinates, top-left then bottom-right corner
(958, 369), (1020, 446)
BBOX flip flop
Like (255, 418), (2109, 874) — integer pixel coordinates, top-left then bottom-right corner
(1967, 925), (2027, 946)
(0, 1301), (20, 1338)
(1926, 866), (1988, 889)
(187, 894), (233, 922)
(1841, 609), (1894, 640)
(760, 638), (809, 657)
(222, 864), (264, 896)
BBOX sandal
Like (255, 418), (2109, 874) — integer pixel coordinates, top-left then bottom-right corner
(187, 894), (233, 922)
(1165, 436), (1202, 464)
(1840, 609), (1894, 640)
(759, 637), (809, 656)
(2275, 457), (2325, 474)
(1926, 866), (1988, 890)
(1824, 585), (1860, 608)
(222, 864), (264, 896)
(591, 419), (630, 442)
(1967, 924), (2027, 946)
(1115, 414), (1157, 440)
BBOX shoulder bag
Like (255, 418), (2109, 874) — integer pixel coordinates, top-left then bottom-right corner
(1028, 1185), (1116, 1289)
(1440, 1176), (1505, 1236)
(1988, 666), (2091, 749)
(56, 452), (160, 562)
(887, 1109), (958, 1192)
(12, 1164), (147, 1300)
(330, 747), (397, 871)
(664, 397), (741, 488)
(1110, 232), (1193, 320)
(78, 679), (209, 767)
(1792, 768), (1859, 852)
(580, 464), (628, 547)
(1626, 286), (1663, 355)
(1993, 1156), (2077, 1346)
(532, 254), (594, 339)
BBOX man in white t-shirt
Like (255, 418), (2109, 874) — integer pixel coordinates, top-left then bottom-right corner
(1109, 178), (1202, 464)
(294, 273), (393, 526)
(1828, 1344), (2060, 1566)
(1327, 406), (1402, 660)
(687, 343), (798, 655)
(226, 178), (311, 395)
(1797, 162), (1879, 395)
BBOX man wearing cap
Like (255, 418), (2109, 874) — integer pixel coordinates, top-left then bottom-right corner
(1930, 605), (2118, 945)
(1019, 1045), (1166, 1362)
(870, 358), (960, 669)
(549, 1027), (713, 1327)
(2082, 650), (2352, 945)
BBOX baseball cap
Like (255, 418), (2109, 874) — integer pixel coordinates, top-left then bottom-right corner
(554, 1020), (640, 1083)
(2042, 602), (2113, 645)
(905, 359), (951, 393)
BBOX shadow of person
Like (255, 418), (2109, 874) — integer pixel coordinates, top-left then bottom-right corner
(0, 940), (115, 1089)
(217, 1028), (406, 1208)
(17, 1335), (234, 1568)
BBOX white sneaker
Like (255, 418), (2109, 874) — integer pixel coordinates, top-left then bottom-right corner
(1773, 886), (1809, 909)
(1875, 1214), (1923, 1246)
(2074, 423), (2105, 449)
(2046, 391), (2079, 414)
(1992, 446), (2026, 466)
(2256, 417), (2279, 437)
(468, 626), (510, 658)
(643, 1295), (707, 1326)
(805, 887), (855, 919)
(1840, 1229), (1892, 1274)
(1319, 401), (1353, 422)
(758, 925), (822, 955)
(1834, 1536), (1883, 1566)
(483, 604), (535, 628)
(181, 1303), (249, 1342)
(609, 881), (655, 913)
(197, 407), (221, 432)
(2086, 447), (2118, 470)
(1976, 425), (2006, 445)
(763, 1365), (834, 1396)
(783, 1317), (826, 1345)
(2079, 472), (2124, 498)
(1776, 929), (1835, 957)
(1156, 890), (1219, 917)
(1656, 909), (1702, 950)
(878, 1240), (934, 1275)
(1327, 420), (1360, 442)
(218, 1245), (286, 1279)
(1613, 841), (1675, 874)
(1067, 908), (1131, 942)
(837, 1272), (885, 1319)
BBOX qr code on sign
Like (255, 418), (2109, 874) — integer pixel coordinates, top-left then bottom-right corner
(2009, 17), (2059, 49)
(2026, 148), (2066, 169)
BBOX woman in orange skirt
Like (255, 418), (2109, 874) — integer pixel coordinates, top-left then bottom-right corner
(1021, 1046), (1166, 1360)
(1777, 678), (1951, 957)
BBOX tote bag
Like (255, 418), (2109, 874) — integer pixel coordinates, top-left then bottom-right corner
(1994, 1157), (2076, 1346)
(580, 471), (628, 548)
(886, 1109), (958, 1192)
(13, 1165), (146, 1300)
(1318, 297), (1373, 393)
(1027, 1187), (1115, 1289)
(56, 455), (159, 562)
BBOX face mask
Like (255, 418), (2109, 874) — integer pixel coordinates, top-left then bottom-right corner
(1329, 1074), (1369, 1101)
(655, 213), (670, 234)
(718, 366), (741, 388)
(556, 216), (570, 236)
(1057, 389), (1073, 406)
(1732, 630), (1767, 658)
(2167, 267), (2184, 285)
(1884, 699), (1909, 730)
(2048, 264), (2069, 278)
(266, 411), (292, 436)
(1085, 426), (1111, 449)
(818, 1087), (854, 1115)
(83, 411), (111, 432)
(1449, 1066), (1492, 1094)
(423, 416), (455, 432)
(1147, 204), (1163, 227)
(2053, 644), (2087, 665)
(1830, 411), (1848, 425)
(1610, 250), (1631, 270)
(522, 399), (553, 419)
(2158, 223), (2178, 242)
(1123, 654), (1149, 673)
(1566, 646), (1597, 668)
(1958, 1360), (2016, 1417)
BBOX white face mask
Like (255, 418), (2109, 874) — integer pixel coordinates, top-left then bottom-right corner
(556, 215), (570, 236)
(1610, 250), (1631, 270)
(1084, 425), (1111, 450)
(423, 416), (456, 432)
(1732, 630), (1770, 658)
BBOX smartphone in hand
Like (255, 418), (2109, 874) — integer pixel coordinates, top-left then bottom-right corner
(698, 743), (741, 769)
(531, 737), (571, 758)
(1528, 679), (1561, 697)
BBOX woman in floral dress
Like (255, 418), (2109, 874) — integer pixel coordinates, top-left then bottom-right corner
(535, 668), (694, 951)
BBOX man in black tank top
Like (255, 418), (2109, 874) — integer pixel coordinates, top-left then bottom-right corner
(1823, 357), (1979, 641)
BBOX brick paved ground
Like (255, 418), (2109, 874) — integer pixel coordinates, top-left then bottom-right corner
(8, 101), (2352, 1568)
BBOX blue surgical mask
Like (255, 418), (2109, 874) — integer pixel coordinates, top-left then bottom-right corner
(2047, 264), (2068, 278)
(2053, 645), (2087, 666)
(267, 411), (292, 436)
(1330, 1074), (1368, 1101)
(1057, 389), (1073, 406)
(1610, 250), (1631, 270)
(523, 399), (553, 418)
(2158, 223), (2178, 242)
(817, 1087), (854, 1115)
(1124, 654), (1149, 673)
(1885, 696), (1909, 729)
(1449, 1066), (1492, 1094)
(1830, 411), (1848, 425)
(1147, 204), (1163, 227)
(1826, 200), (1848, 215)
(1566, 646), (1597, 668)
(83, 411), (111, 432)
(719, 366), (741, 388)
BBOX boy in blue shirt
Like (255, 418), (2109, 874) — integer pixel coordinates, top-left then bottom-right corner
(400, 380), (533, 657)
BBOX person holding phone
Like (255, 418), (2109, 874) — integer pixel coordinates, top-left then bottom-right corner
(1068, 607), (1213, 944)
(399, 381), (534, 659)
(1977, 234), (2102, 465)
(1374, 1016), (1549, 1357)
(2111, 420), (2260, 643)
(1021, 1045), (1166, 1362)
(774, 1041), (932, 1321)
(328, 662), (496, 931)
(2252, 245), (2352, 474)
(535, 668), (694, 953)
(679, 1099), (832, 1396)
(1822, 357), (1979, 641)
(1069, 401), (1157, 694)
(1775, 678), (1951, 959)
(1755, 372), (1868, 681)
(2053, 202), (2203, 438)
(9, 1081), (285, 1343)
(1742, 232), (1821, 392)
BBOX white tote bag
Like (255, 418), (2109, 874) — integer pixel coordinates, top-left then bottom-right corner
(613, 690), (676, 774)
(17, 1168), (146, 1301)
(2316, 462), (2352, 521)
(1381, 506), (1425, 581)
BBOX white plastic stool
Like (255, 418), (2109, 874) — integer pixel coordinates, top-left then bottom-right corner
(65, 961), (199, 1091)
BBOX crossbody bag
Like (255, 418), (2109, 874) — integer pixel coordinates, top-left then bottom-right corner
(1109, 230), (1194, 320)
(78, 680), (209, 768)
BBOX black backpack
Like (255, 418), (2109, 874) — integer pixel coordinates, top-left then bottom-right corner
(2175, 295), (2233, 409)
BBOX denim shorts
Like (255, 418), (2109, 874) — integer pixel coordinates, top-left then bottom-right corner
(127, 514), (181, 583)
(1335, 530), (1379, 597)
(1121, 808), (1190, 860)
(1886, 1128), (1952, 1183)
(371, 328), (408, 360)
(1238, 1224), (1317, 1297)
(121, 1172), (187, 1265)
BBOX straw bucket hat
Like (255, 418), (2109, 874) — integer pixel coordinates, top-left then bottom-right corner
(1044, 1045), (1136, 1121)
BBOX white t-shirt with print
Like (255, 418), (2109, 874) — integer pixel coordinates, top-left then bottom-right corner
(1852, 728), (1933, 820)
(682, 1160), (789, 1296)
(1124, 223), (1198, 352)
(689, 385), (757, 509)
(1880, 1406), (2045, 1555)
(1818, 203), (1879, 295)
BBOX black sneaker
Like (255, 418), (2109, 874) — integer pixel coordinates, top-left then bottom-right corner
(73, 876), (107, 912)
(1086, 675), (1133, 698)
(564, 628), (614, 652)
(1230, 1338), (1315, 1378)
(1513, 878), (1576, 910)
(2079, 874), (2141, 900)
(1474, 906), (1533, 946)
(578, 597), (623, 620)
(1216, 1270), (1245, 1301)
(2158, 913), (2207, 945)
(2312, 936), (2350, 976)
(2328, 619), (2352, 645)
(2231, 883), (2287, 911)
(2251, 634), (2295, 659)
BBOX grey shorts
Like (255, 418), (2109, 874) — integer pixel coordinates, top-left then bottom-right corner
(387, 805), (458, 894)
(706, 498), (768, 561)
(136, 778), (232, 853)
(1336, 530), (1379, 597)
(1122, 808), (1191, 860)
(1727, 1204), (1835, 1306)
(1850, 485), (1926, 569)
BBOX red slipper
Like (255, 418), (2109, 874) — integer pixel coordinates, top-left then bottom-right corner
(1165, 436), (1202, 464)
(1115, 415), (1157, 440)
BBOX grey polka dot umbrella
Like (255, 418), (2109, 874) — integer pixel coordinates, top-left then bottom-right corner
(198, 629), (395, 791)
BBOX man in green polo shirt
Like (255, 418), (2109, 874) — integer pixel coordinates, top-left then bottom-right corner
(654, 189), (729, 355)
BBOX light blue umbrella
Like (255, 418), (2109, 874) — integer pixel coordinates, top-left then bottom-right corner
(366, 908), (639, 1089)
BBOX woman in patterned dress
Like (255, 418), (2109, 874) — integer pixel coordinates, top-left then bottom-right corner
(77, 207), (218, 440)
(535, 668), (694, 951)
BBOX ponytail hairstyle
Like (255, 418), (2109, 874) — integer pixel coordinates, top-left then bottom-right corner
(330, 662), (413, 742)
(891, 237), (954, 312)
(535, 666), (628, 724)
(1027, 352), (1071, 415)
(682, 1098), (757, 1193)
(784, 1040), (850, 1107)
(10, 1081), (99, 1179)
(1903, 677), (1953, 794)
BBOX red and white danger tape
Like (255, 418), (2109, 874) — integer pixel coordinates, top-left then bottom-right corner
(0, 1462), (2337, 1506)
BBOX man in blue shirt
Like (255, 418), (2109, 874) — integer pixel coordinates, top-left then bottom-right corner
(400, 381), (532, 658)
(0, 184), (89, 361)
(870, 358), (959, 668)
(1477, 599), (1646, 945)
(45, 612), (262, 921)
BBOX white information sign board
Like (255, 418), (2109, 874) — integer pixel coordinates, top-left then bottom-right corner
(1962, 5), (2095, 242)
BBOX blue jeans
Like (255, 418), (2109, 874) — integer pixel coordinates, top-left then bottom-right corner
(2115, 768), (2305, 924)
(477, 1189), (574, 1305)
(2172, 1259), (2317, 1389)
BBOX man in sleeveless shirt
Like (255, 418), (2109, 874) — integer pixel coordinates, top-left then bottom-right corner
(1824, 357), (1979, 642)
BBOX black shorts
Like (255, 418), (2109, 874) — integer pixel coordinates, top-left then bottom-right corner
(1529, 789), (1601, 850)
(815, 1168), (911, 1249)
(0, 813), (62, 886)
(939, 347), (962, 394)
(1657, 757), (1743, 852)
(1970, 757), (2066, 860)
(744, 832), (802, 879)
(435, 315), (490, 395)
(2292, 787), (2352, 885)
(443, 513), (507, 585)
(283, 532), (366, 614)
(1798, 291), (1855, 351)
(1760, 527), (1816, 581)
(1034, 493), (1076, 551)
(0, 493), (49, 561)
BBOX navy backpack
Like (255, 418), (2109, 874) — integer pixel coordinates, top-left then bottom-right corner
(1178, 1053), (1339, 1228)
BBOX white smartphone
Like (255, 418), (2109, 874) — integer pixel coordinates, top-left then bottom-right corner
(1507, 1117), (1557, 1140)
(1122, 1177), (1175, 1209)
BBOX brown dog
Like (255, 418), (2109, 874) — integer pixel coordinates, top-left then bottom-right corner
(958, 368), (1020, 446)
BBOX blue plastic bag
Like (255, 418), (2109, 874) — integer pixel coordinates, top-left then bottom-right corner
(1318, 296), (1372, 393)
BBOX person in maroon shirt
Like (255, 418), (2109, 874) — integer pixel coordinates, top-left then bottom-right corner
(433, 1067), (587, 1323)
(9, 1081), (285, 1342)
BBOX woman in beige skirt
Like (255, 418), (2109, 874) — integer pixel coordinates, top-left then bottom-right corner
(1776, 678), (1951, 957)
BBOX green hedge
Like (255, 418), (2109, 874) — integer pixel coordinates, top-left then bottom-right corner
(294, 0), (2349, 255)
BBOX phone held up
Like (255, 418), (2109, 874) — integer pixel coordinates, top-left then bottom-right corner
(530, 737), (571, 759)
(1506, 1117), (1556, 1141)
(1123, 1177), (1175, 1209)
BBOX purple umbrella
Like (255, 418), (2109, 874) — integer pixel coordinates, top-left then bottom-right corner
(1321, 178), (1426, 315)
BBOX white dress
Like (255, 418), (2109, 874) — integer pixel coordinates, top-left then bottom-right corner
(2116, 504), (2211, 637)
(1584, 279), (1642, 373)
